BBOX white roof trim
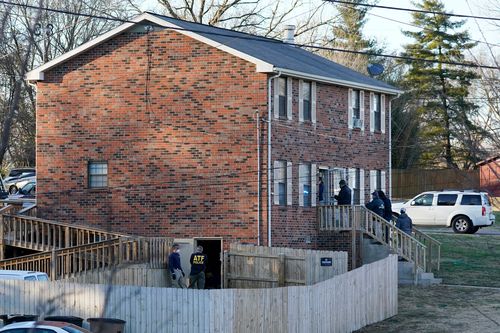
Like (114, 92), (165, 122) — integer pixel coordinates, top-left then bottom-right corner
(26, 13), (273, 81)
(275, 67), (402, 95)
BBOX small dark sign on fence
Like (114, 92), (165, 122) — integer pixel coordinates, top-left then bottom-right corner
(320, 257), (333, 267)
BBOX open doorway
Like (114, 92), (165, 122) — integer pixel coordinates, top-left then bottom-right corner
(195, 238), (222, 289)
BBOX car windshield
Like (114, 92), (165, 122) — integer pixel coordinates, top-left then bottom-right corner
(19, 183), (35, 195)
(36, 274), (49, 281)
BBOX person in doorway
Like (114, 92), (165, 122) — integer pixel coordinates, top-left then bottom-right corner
(168, 243), (186, 288)
(318, 177), (324, 204)
(189, 245), (207, 289)
(396, 208), (413, 235)
(334, 180), (351, 205)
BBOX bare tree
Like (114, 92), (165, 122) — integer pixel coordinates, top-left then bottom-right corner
(157, 0), (336, 43)
(0, 0), (140, 168)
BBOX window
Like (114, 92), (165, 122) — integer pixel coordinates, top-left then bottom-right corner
(88, 162), (108, 188)
(352, 169), (361, 204)
(276, 161), (286, 205)
(299, 164), (311, 207)
(302, 81), (311, 121)
(412, 194), (434, 206)
(375, 170), (382, 191)
(278, 77), (287, 118)
(373, 93), (381, 131)
(437, 194), (458, 206)
(461, 195), (482, 205)
(352, 90), (360, 119)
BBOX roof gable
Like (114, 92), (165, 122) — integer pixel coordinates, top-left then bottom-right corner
(26, 12), (400, 94)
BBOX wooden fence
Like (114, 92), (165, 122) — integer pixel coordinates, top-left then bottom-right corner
(0, 255), (398, 333)
(392, 168), (479, 199)
(225, 244), (347, 288)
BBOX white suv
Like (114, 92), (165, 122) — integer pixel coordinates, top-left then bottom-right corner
(392, 190), (495, 234)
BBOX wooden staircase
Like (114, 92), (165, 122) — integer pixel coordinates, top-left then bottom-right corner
(0, 204), (172, 280)
(318, 205), (441, 278)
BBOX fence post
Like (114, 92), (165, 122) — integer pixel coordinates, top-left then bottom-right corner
(351, 207), (357, 269)
(278, 253), (285, 287)
(50, 249), (57, 280)
(223, 251), (229, 289)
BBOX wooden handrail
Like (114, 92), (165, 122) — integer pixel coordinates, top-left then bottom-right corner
(2, 214), (127, 251)
(413, 227), (441, 272)
(0, 237), (172, 279)
(318, 205), (429, 273)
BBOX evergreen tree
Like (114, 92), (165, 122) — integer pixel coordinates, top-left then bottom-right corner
(323, 0), (381, 74)
(401, 0), (485, 169)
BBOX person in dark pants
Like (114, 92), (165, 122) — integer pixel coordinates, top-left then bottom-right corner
(378, 190), (393, 242)
(365, 191), (385, 239)
(189, 245), (207, 289)
(168, 243), (186, 288)
(334, 180), (351, 205)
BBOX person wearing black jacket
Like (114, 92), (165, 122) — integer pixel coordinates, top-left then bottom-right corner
(189, 246), (207, 289)
(334, 180), (352, 205)
(168, 243), (186, 288)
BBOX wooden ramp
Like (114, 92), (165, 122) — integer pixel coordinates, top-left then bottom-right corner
(0, 204), (172, 280)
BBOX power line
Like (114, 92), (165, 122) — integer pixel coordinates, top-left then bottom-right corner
(0, 0), (498, 70)
(323, 0), (500, 22)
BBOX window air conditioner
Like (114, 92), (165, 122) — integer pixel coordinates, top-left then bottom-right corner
(353, 118), (364, 129)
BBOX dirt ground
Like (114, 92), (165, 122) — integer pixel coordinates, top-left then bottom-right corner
(356, 285), (500, 333)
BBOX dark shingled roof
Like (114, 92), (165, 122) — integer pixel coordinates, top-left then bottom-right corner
(150, 12), (399, 93)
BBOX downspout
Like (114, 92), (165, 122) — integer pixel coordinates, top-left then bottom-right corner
(267, 71), (281, 247)
(255, 110), (261, 246)
(388, 94), (401, 199)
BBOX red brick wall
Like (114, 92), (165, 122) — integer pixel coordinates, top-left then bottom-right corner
(480, 159), (500, 196)
(36, 28), (268, 245)
(35, 27), (389, 257)
(270, 78), (389, 249)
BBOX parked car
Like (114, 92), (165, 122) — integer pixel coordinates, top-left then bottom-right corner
(3, 168), (35, 194)
(0, 321), (91, 333)
(8, 181), (36, 199)
(392, 190), (495, 234)
(0, 270), (49, 281)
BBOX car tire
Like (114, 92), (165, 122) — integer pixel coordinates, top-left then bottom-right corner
(468, 226), (480, 234)
(8, 185), (17, 194)
(452, 216), (472, 234)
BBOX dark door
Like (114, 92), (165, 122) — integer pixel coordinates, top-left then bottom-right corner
(195, 239), (222, 289)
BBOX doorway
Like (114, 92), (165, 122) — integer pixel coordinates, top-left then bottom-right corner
(195, 238), (222, 289)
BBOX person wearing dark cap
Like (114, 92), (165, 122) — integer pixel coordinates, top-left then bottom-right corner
(189, 245), (207, 289)
(365, 190), (384, 217)
(334, 180), (352, 205)
(168, 243), (186, 288)
(396, 208), (413, 235)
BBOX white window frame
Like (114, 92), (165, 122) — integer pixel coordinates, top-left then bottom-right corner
(274, 77), (292, 119)
(274, 160), (292, 206)
(299, 80), (316, 124)
(299, 163), (316, 207)
(88, 161), (108, 188)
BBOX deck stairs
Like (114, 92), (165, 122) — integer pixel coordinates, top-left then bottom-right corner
(318, 205), (442, 285)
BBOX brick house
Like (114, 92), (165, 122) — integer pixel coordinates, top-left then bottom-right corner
(26, 13), (400, 277)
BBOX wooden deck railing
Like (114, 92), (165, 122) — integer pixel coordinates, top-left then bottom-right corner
(318, 205), (429, 273)
(1, 213), (128, 251)
(413, 227), (441, 272)
(0, 236), (172, 279)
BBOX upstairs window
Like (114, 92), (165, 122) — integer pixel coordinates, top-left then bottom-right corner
(88, 161), (108, 188)
(373, 93), (381, 131)
(302, 81), (311, 121)
(278, 77), (287, 118)
(352, 90), (360, 120)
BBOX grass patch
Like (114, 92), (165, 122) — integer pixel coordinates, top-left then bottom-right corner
(433, 231), (500, 287)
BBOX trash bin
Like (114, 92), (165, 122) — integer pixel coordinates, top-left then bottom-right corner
(87, 317), (126, 333)
(3, 315), (38, 325)
(44, 315), (84, 327)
